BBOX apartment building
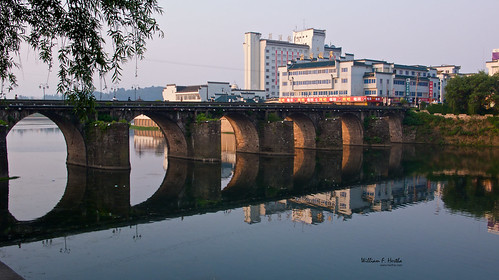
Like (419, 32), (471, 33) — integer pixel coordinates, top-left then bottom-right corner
(244, 28), (344, 99)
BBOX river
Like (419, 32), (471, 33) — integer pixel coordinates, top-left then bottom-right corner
(0, 115), (498, 279)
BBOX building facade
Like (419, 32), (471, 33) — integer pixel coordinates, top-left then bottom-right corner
(278, 59), (458, 105)
(244, 28), (344, 99)
(162, 82), (265, 102)
(486, 49), (499, 76)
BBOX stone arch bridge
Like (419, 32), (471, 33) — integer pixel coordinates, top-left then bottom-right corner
(0, 100), (406, 173)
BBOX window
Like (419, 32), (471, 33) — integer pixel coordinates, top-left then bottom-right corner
(341, 78), (348, 83)
(341, 67), (348, 72)
(379, 79), (383, 84)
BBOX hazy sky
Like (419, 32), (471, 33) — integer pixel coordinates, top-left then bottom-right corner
(10, 0), (499, 98)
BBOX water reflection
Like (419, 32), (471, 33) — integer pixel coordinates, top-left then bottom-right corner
(245, 176), (434, 225)
(1, 143), (498, 245)
(2, 116), (499, 279)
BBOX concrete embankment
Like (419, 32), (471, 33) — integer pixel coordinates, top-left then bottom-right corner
(0, 261), (23, 280)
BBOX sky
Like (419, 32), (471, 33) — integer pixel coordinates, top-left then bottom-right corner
(9, 0), (499, 98)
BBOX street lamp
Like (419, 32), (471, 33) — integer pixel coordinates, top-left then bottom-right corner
(131, 84), (140, 101)
(39, 83), (49, 100)
(110, 85), (118, 101)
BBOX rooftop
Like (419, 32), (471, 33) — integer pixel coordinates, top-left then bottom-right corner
(287, 60), (336, 70)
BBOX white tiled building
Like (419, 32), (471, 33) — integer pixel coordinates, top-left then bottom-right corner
(163, 81), (231, 102)
(278, 59), (454, 105)
(162, 81), (265, 102)
(244, 28), (344, 99)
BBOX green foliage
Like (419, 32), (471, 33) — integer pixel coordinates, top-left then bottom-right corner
(403, 110), (425, 126)
(363, 115), (377, 129)
(445, 72), (499, 115)
(488, 116), (499, 129)
(267, 112), (282, 123)
(195, 113), (218, 123)
(0, 120), (7, 126)
(0, 176), (20, 182)
(426, 103), (451, 114)
(97, 113), (116, 122)
(0, 0), (163, 121)
(130, 125), (159, 131)
(364, 136), (382, 144)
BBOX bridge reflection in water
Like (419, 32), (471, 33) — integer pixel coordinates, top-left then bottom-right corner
(1, 126), (499, 245)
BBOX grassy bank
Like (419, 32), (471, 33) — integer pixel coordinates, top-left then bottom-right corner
(403, 110), (499, 146)
(129, 125), (160, 131)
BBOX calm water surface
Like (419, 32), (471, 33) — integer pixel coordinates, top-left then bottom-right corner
(0, 116), (498, 279)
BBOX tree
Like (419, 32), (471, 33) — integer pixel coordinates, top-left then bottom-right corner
(0, 0), (163, 121)
(445, 72), (498, 115)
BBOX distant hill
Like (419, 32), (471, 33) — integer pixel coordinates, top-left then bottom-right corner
(41, 86), (164, 101)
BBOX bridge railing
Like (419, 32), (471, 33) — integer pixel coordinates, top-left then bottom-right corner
(2, 99), (406, 111)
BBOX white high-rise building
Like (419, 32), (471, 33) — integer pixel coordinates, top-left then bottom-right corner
(244, 28), (343, 99)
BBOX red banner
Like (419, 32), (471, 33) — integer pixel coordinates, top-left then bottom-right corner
(279, 96), (383, 103)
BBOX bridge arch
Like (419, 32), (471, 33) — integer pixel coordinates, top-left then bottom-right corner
(130, 113), (188, 158)
(341, 113), (363, 145)
(222, 113), (259, 153)
(6, 112), (86, 167)
(284, 113), (316, 149)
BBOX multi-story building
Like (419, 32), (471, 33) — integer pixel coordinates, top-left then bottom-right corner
(486, 49), (499, 76)
(431, 65), (461, 102)
(162, 81), (231, 102)
(278, 58), (456, 105)
(244, 28), (344, 99)
(162, 81), (265, 102)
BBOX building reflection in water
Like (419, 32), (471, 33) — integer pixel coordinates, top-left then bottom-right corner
(244, 177), (436, 225)
(132, 115), (168, 170)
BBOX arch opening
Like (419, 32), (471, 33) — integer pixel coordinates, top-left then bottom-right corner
(220, 114), (259, 191)
(341, 114), (363, 146)
(222, 113), (259, 153)
(6, 114), (67, 221)
(129, 114), (173, 206)
(220, 116), (236, 190)
(284, 113), (316, 149)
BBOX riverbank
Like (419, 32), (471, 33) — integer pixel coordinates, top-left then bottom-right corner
(0, 261), (23, 280)
(402, 110), (499, 146)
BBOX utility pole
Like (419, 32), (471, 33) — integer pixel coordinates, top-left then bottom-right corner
(39, 83), (49, 100)
(131, 84), (140, 101)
